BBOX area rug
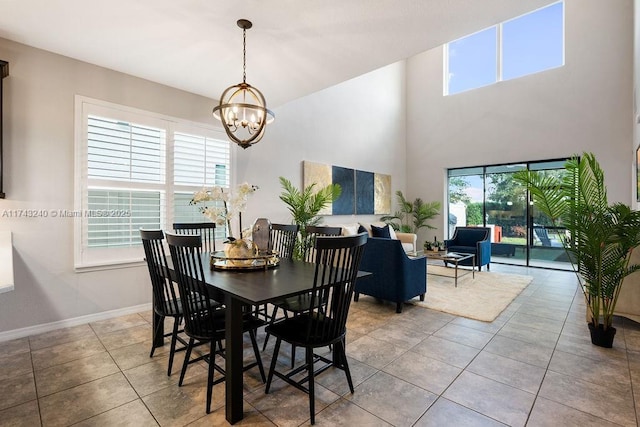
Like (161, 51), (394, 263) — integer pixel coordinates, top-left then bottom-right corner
(411, 265), (533, 322)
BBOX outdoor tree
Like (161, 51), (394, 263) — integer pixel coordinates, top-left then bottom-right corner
(448, 176), (472, 204)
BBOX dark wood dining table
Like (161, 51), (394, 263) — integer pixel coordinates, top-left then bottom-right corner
(159, 253), (370, 424)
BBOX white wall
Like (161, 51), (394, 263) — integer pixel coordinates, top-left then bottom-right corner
(0, 38), (406, 335)
(236, 61), (408, 229)
(0, 38), (219, 334)
(406, 0), (634, 246)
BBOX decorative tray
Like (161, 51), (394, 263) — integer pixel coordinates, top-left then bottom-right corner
(210, 250), (280, 271)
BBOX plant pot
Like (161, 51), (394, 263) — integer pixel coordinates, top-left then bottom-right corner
(588, 323), (616, 348)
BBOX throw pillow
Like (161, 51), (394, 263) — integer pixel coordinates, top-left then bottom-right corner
(358, 224), (368, 234)
(341, 224), (359, 236)
(371, 224), (391, 239)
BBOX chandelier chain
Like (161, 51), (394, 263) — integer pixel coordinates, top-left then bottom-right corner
(242, 28), (246, 84)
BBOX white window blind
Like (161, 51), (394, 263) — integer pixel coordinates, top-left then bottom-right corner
(88, 116), (165, 183)
(75, 98), (231, 269)
(174, 132), (229, 187)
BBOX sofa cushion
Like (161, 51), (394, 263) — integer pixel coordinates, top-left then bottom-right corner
(457, 229), (488, 247)
(371, 224), (391, 239)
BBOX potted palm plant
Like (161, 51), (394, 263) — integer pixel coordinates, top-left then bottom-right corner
(514, 153), (640, 347)
(380, 190), (440, 234)
(278, 176), (341, 260)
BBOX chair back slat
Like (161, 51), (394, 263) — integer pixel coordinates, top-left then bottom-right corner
(302, 225), (342, 262)
(305, 233), (367, 344)
(173, 222), (217, 252)
(270, 224), (299, 260)
(166, 232), (217, 340)
(141, 229), (181, 315)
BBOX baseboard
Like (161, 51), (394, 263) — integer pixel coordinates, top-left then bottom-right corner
(0, 302), (152, 343)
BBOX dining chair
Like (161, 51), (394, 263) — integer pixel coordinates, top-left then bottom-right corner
(258, 223), (299, 349)
(302, 225), (342, 262)
(173, 222), (217, 252)
(270, 223), (299, 260)
(264, 232), (368, 425)
(266, 225), (343, 363)
(140, 229), (190, 377)
(165, 232), (266, 413)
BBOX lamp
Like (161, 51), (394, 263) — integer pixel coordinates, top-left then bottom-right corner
(212, 19), (274, 149)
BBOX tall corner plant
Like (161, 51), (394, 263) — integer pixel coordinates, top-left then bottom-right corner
(278, 176), (341, 259)
(380, 190), (440, 234)
(513, 153), (640, 347)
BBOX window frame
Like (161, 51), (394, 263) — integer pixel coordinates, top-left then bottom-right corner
(74, 96), (232, 271)
(444, 0), (564, 96)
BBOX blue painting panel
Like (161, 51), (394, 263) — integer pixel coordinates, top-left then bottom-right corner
(332, 166), (354, 215)
(355, 170), (374, 214)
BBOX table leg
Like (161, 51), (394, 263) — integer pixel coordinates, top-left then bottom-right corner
(454, 261), (459, 287)
(225, 295), (244, 424)
(472, 256), (475, 279)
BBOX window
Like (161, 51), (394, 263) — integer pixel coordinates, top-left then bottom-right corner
(75, 97), (230, 269)
(447, 158), (570, 270)
(445, 1), (564, 95)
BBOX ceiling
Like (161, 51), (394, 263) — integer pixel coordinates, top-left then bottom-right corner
(0, 0), (556, 108)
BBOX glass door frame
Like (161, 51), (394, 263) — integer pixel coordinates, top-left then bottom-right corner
(446, 157), (570, 270)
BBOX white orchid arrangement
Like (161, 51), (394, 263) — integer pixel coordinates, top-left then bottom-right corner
(190, 182), (258, 240)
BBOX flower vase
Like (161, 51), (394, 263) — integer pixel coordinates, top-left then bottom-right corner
(224, 238), (259, 266)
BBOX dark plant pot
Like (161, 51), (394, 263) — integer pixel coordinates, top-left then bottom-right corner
(588, 323), (616, 348)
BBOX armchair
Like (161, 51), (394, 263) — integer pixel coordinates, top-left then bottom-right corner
(444, 226), (491, 271)
(354, 237), (426, 313)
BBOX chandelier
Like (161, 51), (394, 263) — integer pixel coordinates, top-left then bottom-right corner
(212, 19), (275, 149)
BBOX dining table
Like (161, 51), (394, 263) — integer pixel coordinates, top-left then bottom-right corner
(157, 253), (370, 424)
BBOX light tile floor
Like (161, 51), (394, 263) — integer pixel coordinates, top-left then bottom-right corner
(1, 264), (639, 426)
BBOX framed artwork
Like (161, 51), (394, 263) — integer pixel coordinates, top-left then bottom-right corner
(303, 161), (391, 215)
(637, 146), (640, 202)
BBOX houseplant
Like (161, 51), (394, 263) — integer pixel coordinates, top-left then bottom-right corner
(191, 182), (259, 264)
(513, 153), (640, 347)
(380, 190), (440, 234)
(278, 176), (341, 260)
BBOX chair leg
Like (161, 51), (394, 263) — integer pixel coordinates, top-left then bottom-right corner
(291, 344), (297, 368)
(167, 316), (180, 376)
(265, 338), (282, 394)
(396, 302), (403, 313)
(150, 315), (165, 357)
(420, 293), (425, 302)
(262, 305), (279, 351)
(306, 347), (315, 425)
(206, 340), (215, 413)
(353, 292), (359, 301)
(248, 329), (266, 383)
(336, 340), (354, 393)
(179, 338), (194, 387)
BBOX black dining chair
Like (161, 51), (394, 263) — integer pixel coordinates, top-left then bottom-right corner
(166, 232), (266, 413)
(302, 225), (343, 262)
(270, 223), (299, 260)
(173, 222), (217, 252)
(140, 229), (189, 377)
(258, 223), (300, 349)
(265, 225), (343, 363)
(265, 233), (367, 425)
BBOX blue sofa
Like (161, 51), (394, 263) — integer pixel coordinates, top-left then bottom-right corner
(444, 226), (491, 271)
(354, 237), (426, 313)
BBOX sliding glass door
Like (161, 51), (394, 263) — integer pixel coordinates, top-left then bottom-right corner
(447, 159), (570, 270)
